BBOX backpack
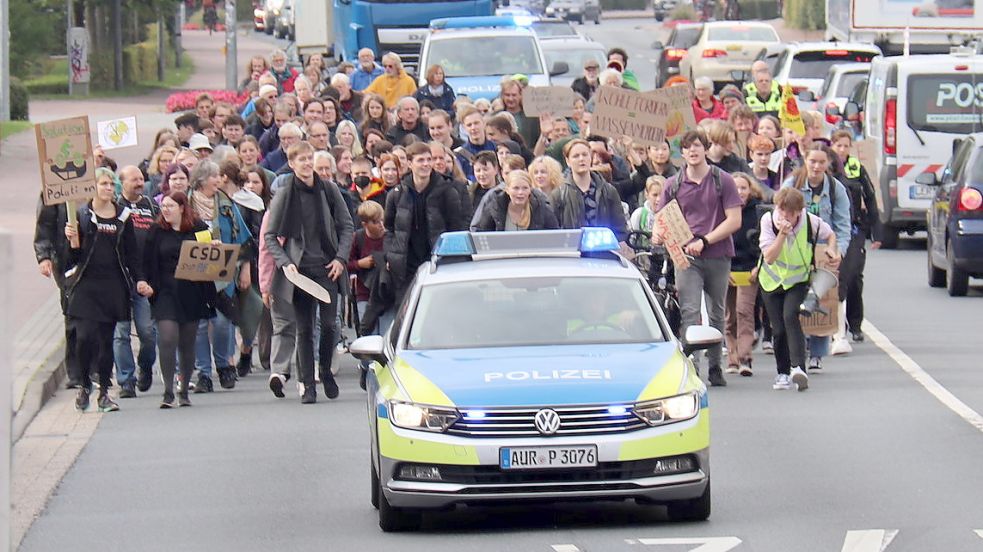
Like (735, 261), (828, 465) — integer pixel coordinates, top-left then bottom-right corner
(665, 165), (722, 202)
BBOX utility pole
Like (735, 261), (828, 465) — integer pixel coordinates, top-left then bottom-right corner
(0, 0), (10, 121)
(112, 0), (122, 90)
(174, 1), (183, 68)
(225, 0), (237, 90)
(67, 0), (74, 95)
(157, 8), (165, 81)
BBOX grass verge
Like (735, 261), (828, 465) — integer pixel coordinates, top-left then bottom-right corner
(0, 121), (33, 140)
(27, 53), (195, 100)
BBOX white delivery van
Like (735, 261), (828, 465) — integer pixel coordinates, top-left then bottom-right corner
(858, 48), (983, 248)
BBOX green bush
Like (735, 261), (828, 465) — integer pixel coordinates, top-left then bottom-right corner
(739, 0), (780, 19)
(670, 4), (697, 20)
(11, 78), (30, 120)
(786, 0), (825, 30)
(600, 0), (647, 9)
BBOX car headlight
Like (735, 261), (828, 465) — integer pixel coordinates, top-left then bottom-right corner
(389, 401), (460, 432)
(633, 392), (699, 426)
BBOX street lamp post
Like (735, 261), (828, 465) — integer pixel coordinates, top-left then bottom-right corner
(225, 0), (237, 90)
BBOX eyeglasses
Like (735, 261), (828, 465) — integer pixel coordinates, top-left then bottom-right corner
(585, 65), (599, 70)
(384, 64), (396, 69)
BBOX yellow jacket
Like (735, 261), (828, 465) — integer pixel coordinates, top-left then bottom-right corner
(364, 71), (418, 109)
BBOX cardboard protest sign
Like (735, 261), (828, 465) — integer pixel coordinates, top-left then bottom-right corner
(35, 116), (97, 206)
(645, 86), (696, 141)
(853, 140), (882, 213)
(591, 86), (669, 147)
(174, 242), (241, 282)
(800, 244), (839, 337)
(655, 199), (694, 269)
(523, 86), (576, 117)
(97, 116), (138, 150)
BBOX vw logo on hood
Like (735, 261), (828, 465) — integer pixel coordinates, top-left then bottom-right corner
(534, 409), (561, 435)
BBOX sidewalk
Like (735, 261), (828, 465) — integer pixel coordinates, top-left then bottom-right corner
(0, 26), (275, 442)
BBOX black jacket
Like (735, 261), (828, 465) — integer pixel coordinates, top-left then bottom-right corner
(34, 198), (69, 290)
(571, 76), (598, 101)
(732, 199), (763, 272)
(386, 121), (430, 145)
(476, 188), (559, 231)
(66, 203), (143, 295)
(835, 163), (883, 242)
(142, 221), (218, 321)
(550, 172), (628, 242)
(383, 173), (465, 285)
(709, 153), (752, 176)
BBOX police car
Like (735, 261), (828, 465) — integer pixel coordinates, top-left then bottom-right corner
(419, 16), (568, 100)
(350, 228), (721, 532)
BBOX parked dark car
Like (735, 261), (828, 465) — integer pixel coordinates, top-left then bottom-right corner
(651, 22), (701, 88)
(921, 134), (983, 296)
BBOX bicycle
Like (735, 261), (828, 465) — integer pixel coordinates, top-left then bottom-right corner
(626, 231), (682, 338)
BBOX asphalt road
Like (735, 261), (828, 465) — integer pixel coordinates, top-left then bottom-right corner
(576, 18), (668, 91)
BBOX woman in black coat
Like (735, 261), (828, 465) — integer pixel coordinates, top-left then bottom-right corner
(477, 171), (559, 231)
(138, 192), (217, 407)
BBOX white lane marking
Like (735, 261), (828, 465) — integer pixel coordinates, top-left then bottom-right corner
(636, 537), (742, 551)
(551, 546), (582, 552)
(975, 529), (983, 539)
(864, 320), (983, 434)
(840, 530), (898, 552)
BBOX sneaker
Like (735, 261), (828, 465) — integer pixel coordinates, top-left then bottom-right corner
(97, 389), (120, 412)
(322, 371), (340, 399)
(236, 352), (252, 378)
(707, 366), (727, 387)
(808, 357), (822, 373)
(136, 367), (153, 392)
(359, 367), (368, 391)
(851, 331), (865, 343)
(831, 337), (853, 356)
(178, 391), (192, 407)
(194, 374), (213, 394)
(761, 339), (774, 354)
(725, 365), (739, 374)
(75, 387), (91, 411)
(332, 342), (347, 375)
(739, 363), (753, 377)
(301, 386), (317, 404)
(790, 366), (809, 391)
(65, 379), (81, 390)
(268, 373), (286, 398)
(160, 391), (175, 409)
(217, 366), (237, 389)
(119, 382), (137, 399)
(772, 374), (792, 390)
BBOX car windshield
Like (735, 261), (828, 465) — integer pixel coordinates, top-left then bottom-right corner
(532, 21), (577, 37)
(907, 74), (983, 134)
(426, 36), (544, 77)
(672, 27), (702, 48)
(835, 71), (868, 97)
(544, 47), (605, 74)
(789, 50), (877, 79)
(707, 25), (778, 42)
(407, 277), (665, 349)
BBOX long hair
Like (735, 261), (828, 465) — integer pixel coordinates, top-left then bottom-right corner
(792, 142), (838, 191)
(244, 166), (272, 207)
(149, 145), (179, 176)
(336, 119), (364, 156)
(360, 93), (391, 135)
(158, 191), (198, 233)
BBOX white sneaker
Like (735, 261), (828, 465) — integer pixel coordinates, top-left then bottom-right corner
(761, 340), (774, 354)
(739, 363), (753, 377)
(773, 374), (791, 390)
(808, 356), (823, 372)
(790, 366), (809, 391)
(725, 366), (739, 374)
(831, 337), (853, 356)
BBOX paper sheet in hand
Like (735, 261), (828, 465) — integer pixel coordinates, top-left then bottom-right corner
(285, 269), (332, 304)
(174, 242), (240, 281)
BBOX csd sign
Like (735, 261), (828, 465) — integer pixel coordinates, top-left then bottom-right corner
(174, 242), (241, 282)
(936, 82), (983, 108)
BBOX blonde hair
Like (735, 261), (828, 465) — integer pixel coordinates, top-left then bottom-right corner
(730, 171), (763, 200)
(356, 200), (384, 222)
(335, 120), (364, 156)
(705, 120), (737, 147)
(505, 154), (526, 172)
(149, 145), (179, 176)
(645, 174), (665, 195)
(506, 170), (534, 189)
(528, 156), (563, 194)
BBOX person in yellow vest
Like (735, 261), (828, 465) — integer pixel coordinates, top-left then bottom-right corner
(364, 52), (418, 109)
(757, 187), (839, 392)
(743, 64), (782, 119)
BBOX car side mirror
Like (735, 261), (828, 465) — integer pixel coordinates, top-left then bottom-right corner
(681, 326), (723, 356)
(550, 61), (570, 76)
(915, 171), (939, 186)
(350, 335), (387, 367)
(826, 104), (841, 118)
(797, 90), (815, 102)
(651, 40), (665, 50)
(843, 101), (860, 121)
(729, 70), (747, 84)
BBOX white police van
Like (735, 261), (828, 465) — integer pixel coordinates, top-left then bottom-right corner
(860, 48), (983, 248)
(419, 16), (568, 101)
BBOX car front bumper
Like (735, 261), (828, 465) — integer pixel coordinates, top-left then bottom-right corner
(376, 409), (710, 509)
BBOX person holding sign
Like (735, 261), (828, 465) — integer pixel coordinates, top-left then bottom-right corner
(264, 142), (354, 404)
(654, 130), (742, 387)
(64, 167), (148, 413)
(138, 192), (216, 408)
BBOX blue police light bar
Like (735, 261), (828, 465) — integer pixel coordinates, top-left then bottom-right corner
(433, 228), (619, 259)
(433, 231), (476, 257)
(580, 227), (620, 253)
(429, 15), (533, 30)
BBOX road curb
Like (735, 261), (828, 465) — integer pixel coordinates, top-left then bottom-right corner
(12, 345), (66, 444)
(12, 294), (68, 444)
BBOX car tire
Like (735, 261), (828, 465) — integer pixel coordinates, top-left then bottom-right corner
(655, 13), (664, 21)
(880, 228), (899, 249)
(378, 475), (422, 532)
(946, 240), (969, 297)
(371, 462), (380, 509)
(577, 15), (584, 24)
(927, 234), (946, 288)
(666, 480), (711, 521)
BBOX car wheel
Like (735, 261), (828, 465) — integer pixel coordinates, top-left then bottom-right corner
(265, 22), (274, 35)
(880, 227), (899, 249)
(655, 13), (664, 21)
(577, 15), (584, 24)
(927, 234), (946, 288)
(378, 475), (422, 532)
(946, 239), (969, 297)
(371, 462), (380, 509)
(666, 480), (711, 521)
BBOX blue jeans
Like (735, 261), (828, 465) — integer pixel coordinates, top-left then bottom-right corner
(808, 335), (830, 359)
(113, 292), (157, 385)
(195, 311), (235, 377)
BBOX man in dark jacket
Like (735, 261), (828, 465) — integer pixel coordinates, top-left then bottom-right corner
(384, 142), (465, 306)
(385, 97), (430, 145)
(34, 198), (80, 389)
(571, 59), (600, 101)
(264, 141), (354, 404)
(550, 138), (628, 242)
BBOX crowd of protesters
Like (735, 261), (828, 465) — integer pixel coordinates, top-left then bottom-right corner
(33, 45), (882, 410)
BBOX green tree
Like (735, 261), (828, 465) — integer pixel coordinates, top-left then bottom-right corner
(9, 0), (66, 78)
(786, 0), (826, 30)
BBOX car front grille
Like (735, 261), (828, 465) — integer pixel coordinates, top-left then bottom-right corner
(446, 404), (649, 437)
(395, 457), (698, 486)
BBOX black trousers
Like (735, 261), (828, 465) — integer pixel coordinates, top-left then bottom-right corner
(67, 317), (115, 390)
(838, 233), (867, 332)
(761, 283), (809, 375)
(158, 320), (198, 394)
(292, 272), (339, 387)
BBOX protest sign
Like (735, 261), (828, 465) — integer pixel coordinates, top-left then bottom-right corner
(35, 116), (97, 206)
(174, 242), (241, 282)
(591, 86), (669, 147)
(655, 199), (694, 269)
(285, 269), (333, 304)
(801, 244), (839, 337)
(853, 140), (882, 212)
(523, 86), (576, 117)
(97, 116), (139, 150)
(645, 85), (696, 141)
(779, 83), (805, 136)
